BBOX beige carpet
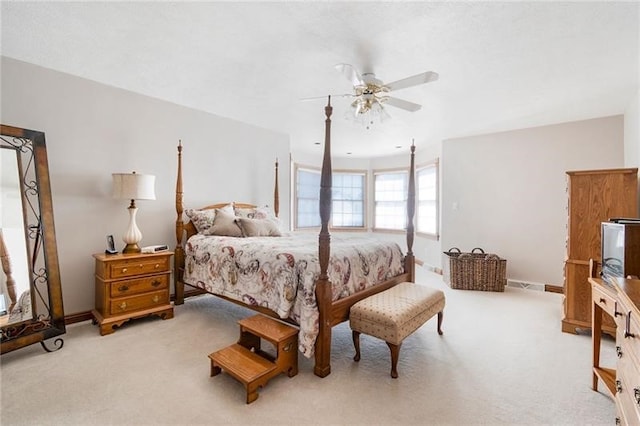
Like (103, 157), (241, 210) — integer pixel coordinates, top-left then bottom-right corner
(1, 268), (616, 425)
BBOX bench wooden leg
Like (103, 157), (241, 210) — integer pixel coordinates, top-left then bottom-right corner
(386, 341), (401, 379)
(437, 311), (444, 335)
(352, 330), (361, 362)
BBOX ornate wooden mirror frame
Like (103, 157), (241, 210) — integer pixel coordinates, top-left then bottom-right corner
(0, 124), (65, 353)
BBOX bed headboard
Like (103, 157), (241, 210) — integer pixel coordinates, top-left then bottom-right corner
(175, 138), (279, 248)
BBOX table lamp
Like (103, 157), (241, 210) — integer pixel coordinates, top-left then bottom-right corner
(112, 172), (156, 253)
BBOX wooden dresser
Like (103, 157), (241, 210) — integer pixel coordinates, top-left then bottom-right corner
(92, 251), (174, 335)
(562, 168), (638, 335)
(591, 277), (640, 425)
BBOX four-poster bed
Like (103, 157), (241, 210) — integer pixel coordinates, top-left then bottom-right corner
(173, 98), (417, 377)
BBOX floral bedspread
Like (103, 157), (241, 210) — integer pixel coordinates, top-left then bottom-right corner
(183, 232), (405, 357)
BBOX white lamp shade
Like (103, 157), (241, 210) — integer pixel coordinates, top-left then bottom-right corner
(112, 173), (156, 201)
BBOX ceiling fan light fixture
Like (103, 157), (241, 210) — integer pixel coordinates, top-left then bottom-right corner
(350, 98), (390, 130)
(335, 63), (437, 128)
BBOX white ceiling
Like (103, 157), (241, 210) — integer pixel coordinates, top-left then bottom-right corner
(1, 1), (638, 158)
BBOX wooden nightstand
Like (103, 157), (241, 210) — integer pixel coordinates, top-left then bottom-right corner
(92, 251), (174, 335)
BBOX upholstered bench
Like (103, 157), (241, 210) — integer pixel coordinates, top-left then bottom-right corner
(349, 281), (445, 378)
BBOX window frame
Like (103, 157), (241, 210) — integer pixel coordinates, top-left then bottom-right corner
(293, 163), (368, 231)
(415, 159), (440, 240)
(331, 168), (368, 230)
(372, 168), (409, 233)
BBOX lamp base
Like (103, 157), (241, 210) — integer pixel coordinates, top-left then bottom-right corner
(122, 243), (141, 254)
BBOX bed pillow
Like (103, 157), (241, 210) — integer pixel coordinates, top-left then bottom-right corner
(235, 205), (283, 233)
(185, 204), (234, 234)
(218, 203), (235, 215)
(236, 217), (282, 237)
(235, 205), (276, 220)
(234, 206), (256, 218)
(185, 209), (217, 234)
(207, 208), (243, 237)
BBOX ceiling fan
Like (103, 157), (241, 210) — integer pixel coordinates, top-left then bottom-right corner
(335, 63), (439, 118)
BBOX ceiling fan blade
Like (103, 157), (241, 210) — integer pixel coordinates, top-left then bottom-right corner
(385, 71), (439, 92)
(335, 63), (364, 87)
(385, 97), (422, 112)
(299, 93), (354, 101)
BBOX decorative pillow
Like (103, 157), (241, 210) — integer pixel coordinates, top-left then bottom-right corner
(185, 203), (234, 234)
(218, 203), (235, 215)
(237, 217), (282, 237)
(254, 206), (277, 220)
(234, 206), (257, 219)
(185, 209), (217, 234)
(235, 205), (276, 220)
(208, 208), (243, 237)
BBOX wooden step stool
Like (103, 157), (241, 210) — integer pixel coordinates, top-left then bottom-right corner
(208, 314), (298, 404)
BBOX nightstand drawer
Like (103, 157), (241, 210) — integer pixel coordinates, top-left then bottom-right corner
(110, 274), (168, 297)
(108, 257), (169, 279)
(109, 290), (168, 315)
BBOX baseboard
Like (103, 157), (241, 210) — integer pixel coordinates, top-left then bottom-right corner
(506, 279), (545, 291)
(544, 284), (563, 294)
(65, 311), (93, 325)
(419, 261), (443, 275)
(62, 280), (557, 325)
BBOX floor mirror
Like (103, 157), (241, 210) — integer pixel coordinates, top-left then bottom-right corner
(0, 124), (65, 353)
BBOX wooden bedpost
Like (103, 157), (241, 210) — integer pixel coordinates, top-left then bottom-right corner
(314, 96), (333, 378)
(175, 140), (185, 305)
(274, 158), (279, 218)
(405, 142), (416, 282)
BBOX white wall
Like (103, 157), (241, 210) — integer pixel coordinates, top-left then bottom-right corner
(624, 90), (640, 168)
(441, 116), (625, 287)
(1, 57), (290, 316)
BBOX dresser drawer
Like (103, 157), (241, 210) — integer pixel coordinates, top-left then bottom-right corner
(109, 290), (169, 315)
(617, 334), (640, 383)
(615, 396), (628, 426)
(615, 374), (640, 425)
(110, 274), (168, 298)
(593, 284), (619, 319)
(108, 256), (169, 279)
(619, 309), (640, 367)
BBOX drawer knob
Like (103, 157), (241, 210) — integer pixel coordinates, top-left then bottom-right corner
(118, 285), (129, 292)
(122, 268), (128, 273)
(599, 297), (606, 304)
(152, 295), (160, 303)
(615, 346), (623, 358)
(155, 264), (160, 269)
(139, 264), (143, 268)
(616, 380), (622, 393)
(151, 280), (161, 287)
(119, 302), (127, 311)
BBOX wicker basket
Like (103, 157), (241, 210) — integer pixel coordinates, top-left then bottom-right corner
(444, 247), (507, 292)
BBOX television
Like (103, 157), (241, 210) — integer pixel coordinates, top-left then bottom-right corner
(601, 219), (640, 284)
